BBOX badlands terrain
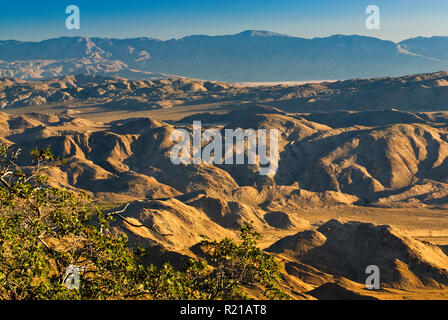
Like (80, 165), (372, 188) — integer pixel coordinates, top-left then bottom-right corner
(2, 70), (448, 299)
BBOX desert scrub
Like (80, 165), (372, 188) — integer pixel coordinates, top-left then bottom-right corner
(0, 146), (287, 300)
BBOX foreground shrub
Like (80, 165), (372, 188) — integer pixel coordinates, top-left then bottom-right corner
(0, 146), (287, 300)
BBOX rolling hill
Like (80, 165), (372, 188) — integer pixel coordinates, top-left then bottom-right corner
(2, 107), (448, 298)
(1, 71), (448, 113)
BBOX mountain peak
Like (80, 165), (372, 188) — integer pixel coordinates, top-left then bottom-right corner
(237, 30), (288, 38)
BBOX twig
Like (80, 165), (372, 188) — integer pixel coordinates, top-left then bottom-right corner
(107, 202), (172, 236)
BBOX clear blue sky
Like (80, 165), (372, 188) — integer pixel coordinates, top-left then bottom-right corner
(0, 0), (447, 42)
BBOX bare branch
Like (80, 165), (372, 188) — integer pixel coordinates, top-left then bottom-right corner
(107, 202), (172, 236)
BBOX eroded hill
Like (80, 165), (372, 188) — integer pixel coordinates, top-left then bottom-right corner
(3, 107), (448, 206)
(1, 71), (448, 114)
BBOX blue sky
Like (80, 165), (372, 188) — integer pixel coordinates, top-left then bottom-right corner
(0, 0), (447, 42)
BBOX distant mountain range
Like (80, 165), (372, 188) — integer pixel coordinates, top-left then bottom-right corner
(0, 30), (447, 82)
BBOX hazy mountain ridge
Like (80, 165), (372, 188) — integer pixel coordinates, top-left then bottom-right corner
(1, 31), (447, 81)
(399, 36), (448, 62)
